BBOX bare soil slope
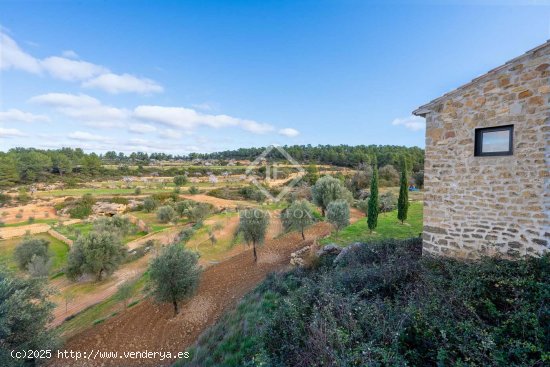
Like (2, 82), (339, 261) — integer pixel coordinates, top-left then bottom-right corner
(50, 221), (333, 367)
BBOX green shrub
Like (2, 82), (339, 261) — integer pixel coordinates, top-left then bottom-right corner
(14, 237), (51, 271)
(143, 197), (158, 212)
(156, 205), (177, 223)
(68, 194), (95, 219)
(180, 237), (550, 367)
(0, 193), (11, 207)
(109, 196), (129, 205)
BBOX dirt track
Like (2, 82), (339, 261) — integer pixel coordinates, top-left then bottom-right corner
(49, 221), (333, 367)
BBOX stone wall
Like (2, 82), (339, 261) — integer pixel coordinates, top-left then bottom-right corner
(417, 42), (549, 258)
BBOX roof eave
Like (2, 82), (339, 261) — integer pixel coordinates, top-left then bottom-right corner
(412, 107), (431, 117)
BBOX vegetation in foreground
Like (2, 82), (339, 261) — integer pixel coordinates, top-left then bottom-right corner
(178, 238), (549, 367)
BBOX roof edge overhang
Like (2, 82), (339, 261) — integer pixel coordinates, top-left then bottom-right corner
(411, 39), (550, 118)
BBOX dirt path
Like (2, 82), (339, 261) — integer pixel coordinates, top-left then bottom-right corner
(0, 223), (52, 239)
(125, 225), (185, 250)
(0, 202), (57, 224)
(49, 221), (333, 367)
(50, 225), (190, 326)
(50, 254), (152, 327)
(178, 194), (250, 210)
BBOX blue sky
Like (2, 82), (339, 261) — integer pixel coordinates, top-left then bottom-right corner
(0, 0), (548, 154)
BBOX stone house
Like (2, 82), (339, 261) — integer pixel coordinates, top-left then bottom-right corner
(413, 40), (549, 258)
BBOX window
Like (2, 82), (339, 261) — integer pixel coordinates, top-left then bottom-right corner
(474, 125), (514, 156)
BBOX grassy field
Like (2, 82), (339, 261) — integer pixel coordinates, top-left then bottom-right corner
(184, 212), (239, 263)
(55, 221), (148, 243)
(57, 273), (148, 338)
(36, 187), (172, 197)
(130, 211), (177, 232)
(0, 233), (70, 273)
(321, 201), (423, 245)
(1, 218), (58, 227)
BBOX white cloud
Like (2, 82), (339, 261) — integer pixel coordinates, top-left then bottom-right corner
(82, 73), (163, 94)
(68, 131), (111, 142)
(158, 129), (184, 139)
(391, 115), (425, 131)
(0, 127), (26, 138)
(62, 50), (79, 59)
(0, 31), (163, 94)
(0, 109), (50, 123)
(128, 123), (157, 134)
(29, 93), (129, 122)
(41, 56), (108, 81)
(0, 32), (42, 73)
(278, 127), (300, 137)
(192, 103), (213, 111)
(134, 105), (274, 134)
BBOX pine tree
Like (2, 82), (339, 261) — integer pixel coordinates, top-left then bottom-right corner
(367, 161), (379, 232)
(397, 156), (409, 224)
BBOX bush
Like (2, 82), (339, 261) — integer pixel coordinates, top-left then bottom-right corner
(379, 191), (397, 213)
(188, 203), (212, 223)
(66, 230), (127, 281)
(109, 196), (129, 205)
(181, 238), (550, 367)
(174, 175), (188, 186)
(0, 193), (10, 207)
(14, 237), (51, 271)
(0, 270), (59, 366)
(239, 185), (265, 202)
(143, 197), (158, 212)
(189, 186), (200, 195)
(68, 194), (96, 219)
(148, 244), (201, 315)
(157, 205), (177, 223)
(27, 254), (52, 277)
(134, 187), (142, 195)
(326, 199), (350, 231)
(93, 215), (133, 237)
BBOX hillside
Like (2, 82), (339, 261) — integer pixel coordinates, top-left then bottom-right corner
(178, 238), (549, 367)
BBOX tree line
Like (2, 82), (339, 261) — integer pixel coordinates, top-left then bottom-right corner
(0, 144), (424, 188)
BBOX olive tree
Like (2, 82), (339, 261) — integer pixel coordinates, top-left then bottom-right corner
(157, 205), (177, 223)
(326, 199), (350, 232)
(175, 200), (193, 218)
(237, 208), (269, 262)
(188, 203), (212, 224)
(143, 196), (158, 213)
(0, 271), (58, 367)
(14, 237), (51, 271)
(93, 215), (133, 236)
(116, 278), (137, 309)
(380, 191), (397, 213)
(281, 200), (314, 240)
(27, 254), (52, 278)
(173, 175), (188, 187)
(148, 244), (201, 316)
(66, 231), (127, 281)
(311, 175), (351, 216)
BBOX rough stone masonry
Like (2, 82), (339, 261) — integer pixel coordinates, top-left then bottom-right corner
(413, 41), (550, 258)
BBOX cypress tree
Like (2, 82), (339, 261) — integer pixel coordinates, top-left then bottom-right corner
(397, 156), (409, 224)
(367, 160), (379, 232)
